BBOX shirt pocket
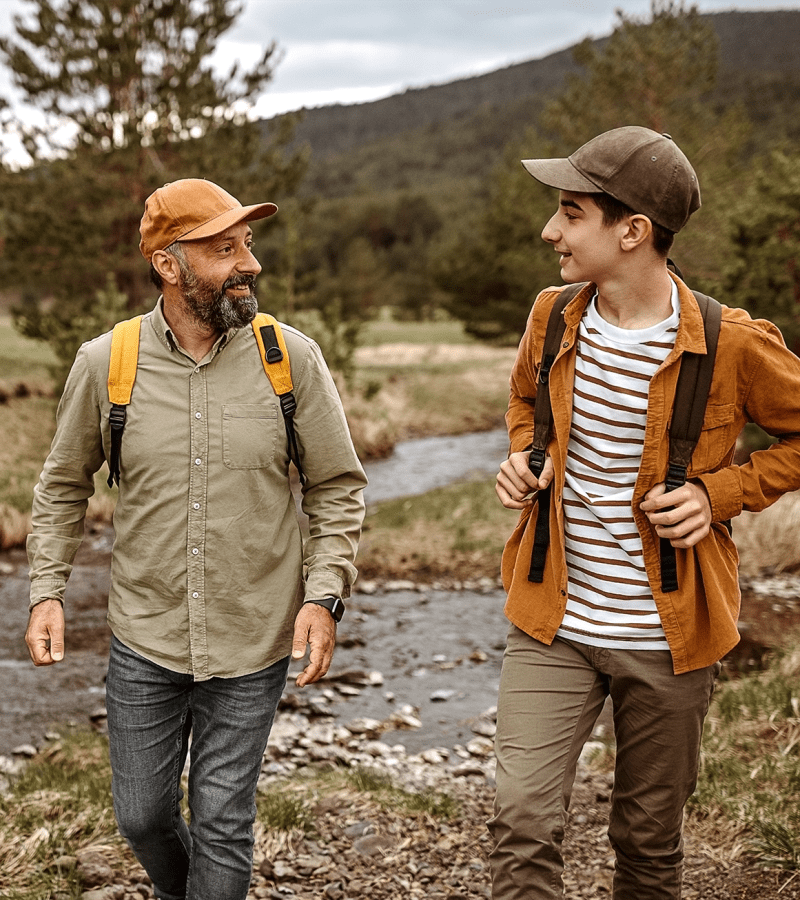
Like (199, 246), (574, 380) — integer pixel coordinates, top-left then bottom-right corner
(222, 404), (278, 469)
(688, 402), (738, 475)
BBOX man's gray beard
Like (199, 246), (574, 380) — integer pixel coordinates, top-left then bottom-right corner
(180, 268), (258, 331)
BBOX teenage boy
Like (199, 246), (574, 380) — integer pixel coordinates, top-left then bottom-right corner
(490, 126), (800, 899)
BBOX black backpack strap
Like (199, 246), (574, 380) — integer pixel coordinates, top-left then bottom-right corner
(527, 283), (586, 583)
(659, 291), (722, 592)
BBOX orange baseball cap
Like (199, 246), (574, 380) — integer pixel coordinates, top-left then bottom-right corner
(139, 178), (278, 261)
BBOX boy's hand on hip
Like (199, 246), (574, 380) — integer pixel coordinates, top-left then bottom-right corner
(640, 480), (712, 548)
(496, 452), (554, 510)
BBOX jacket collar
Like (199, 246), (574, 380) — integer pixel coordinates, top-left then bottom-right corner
(560, 271), (709, 356)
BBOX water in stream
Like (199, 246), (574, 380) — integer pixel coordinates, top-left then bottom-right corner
(0, 430), (511, 756)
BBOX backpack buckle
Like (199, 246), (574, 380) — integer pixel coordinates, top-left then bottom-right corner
(109, 404), (127, 432)
(528, 447), (546, 478)
(665, 463), (687, 494)
(280, 392), (297, 420)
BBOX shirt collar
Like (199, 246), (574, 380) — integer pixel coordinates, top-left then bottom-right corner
(151, 297), (240, 355)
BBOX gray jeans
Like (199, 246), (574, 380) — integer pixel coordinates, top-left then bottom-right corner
(488, 626), (719, 900)
(106, 636), (290, 900)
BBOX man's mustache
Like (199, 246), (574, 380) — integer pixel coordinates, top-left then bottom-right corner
(223, 274), (257, 292)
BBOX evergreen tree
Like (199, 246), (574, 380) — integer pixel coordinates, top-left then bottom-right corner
(0, 0), (305, 382)
(438, 0), (750, 343)
(435, 135), (561, 343)
(722, 150), (800, 352)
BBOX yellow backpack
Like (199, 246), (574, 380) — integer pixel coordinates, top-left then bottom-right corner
(106, 313), (305, 487)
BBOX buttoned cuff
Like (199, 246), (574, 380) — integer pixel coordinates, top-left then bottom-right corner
(696, 467), (743, 523)
(304, 568), (349, 603)
(29, 579), (66, 612)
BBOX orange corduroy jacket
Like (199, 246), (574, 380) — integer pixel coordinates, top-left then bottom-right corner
(501, 273), (800, 674)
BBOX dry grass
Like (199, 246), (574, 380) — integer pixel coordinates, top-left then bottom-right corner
(343, 342), (515, 458)
(357, 477), (518, 582)
(734, 491), (800, 576)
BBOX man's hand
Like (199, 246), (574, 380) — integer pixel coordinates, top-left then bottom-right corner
(496, 451), (555, 510)
(26, 599), (65, 666)
(291, 602), (336, 687)
(640, 480), (712, 549)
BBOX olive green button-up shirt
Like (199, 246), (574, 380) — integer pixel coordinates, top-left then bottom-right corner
(27, 300), (367, 679)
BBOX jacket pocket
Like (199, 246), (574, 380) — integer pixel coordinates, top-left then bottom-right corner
(222, 404), (278, 469)
(688, 402), (738, 474)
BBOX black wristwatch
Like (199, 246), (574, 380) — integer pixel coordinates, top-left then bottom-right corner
(305, 596), (345, 623)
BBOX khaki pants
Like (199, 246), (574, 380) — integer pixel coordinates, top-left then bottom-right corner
(488, 626), (719, 900)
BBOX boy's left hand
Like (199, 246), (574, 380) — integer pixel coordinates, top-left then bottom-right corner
(640, 480), (712, 549)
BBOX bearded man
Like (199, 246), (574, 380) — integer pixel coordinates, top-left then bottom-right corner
(25, 179), (367, 900)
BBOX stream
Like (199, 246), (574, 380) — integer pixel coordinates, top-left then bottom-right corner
(0, 429), (511, 757)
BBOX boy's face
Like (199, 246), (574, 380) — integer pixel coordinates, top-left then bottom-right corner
(541, 191), (625, 285)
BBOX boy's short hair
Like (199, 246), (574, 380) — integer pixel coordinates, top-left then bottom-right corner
(521, 126), (700, 234)
(592, 192), (675, 258)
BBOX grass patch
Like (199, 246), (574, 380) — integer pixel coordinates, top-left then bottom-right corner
(0, 395), (57, 514)
(256, 790), (314, 833)
(0, 729), (125, 898)
(689, 642), (800, 870)
(0, 392), (116, 546)
(343, 766), (459, 820)
(0, 316), (56, 391)
(359, 313), (477, 347)
(358, 477), (519, 581)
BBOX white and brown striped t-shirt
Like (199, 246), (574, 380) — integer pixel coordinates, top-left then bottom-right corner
(556, 284), (680, 650)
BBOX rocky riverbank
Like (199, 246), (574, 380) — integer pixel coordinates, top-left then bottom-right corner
(5, 701), (799, 900)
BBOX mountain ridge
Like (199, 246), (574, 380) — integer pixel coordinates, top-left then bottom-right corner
(262, 9), (800, 170)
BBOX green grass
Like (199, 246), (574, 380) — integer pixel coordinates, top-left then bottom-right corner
(0, 318), (59, 520)
(0, 729), (123, 898)
(689, 644), (800, 870)
(256, 790), (314, 833)
(359, 477), (518, 579)
(343, 766), (460, 820)
(0, 316), (56, 389)
(0, 395), (57, 513)
(359, 312), (477, 346)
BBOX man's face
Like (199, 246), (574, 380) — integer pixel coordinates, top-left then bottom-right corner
(177, 222), (262, 331)
(540, 191), (625, 285)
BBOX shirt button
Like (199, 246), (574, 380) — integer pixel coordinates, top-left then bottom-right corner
(192, 548), (199, 555)
(192, 591), (199, 599)
(195, 458), (202, 466)
(193, 502), (200, 510)
(195, 412), (202, 419)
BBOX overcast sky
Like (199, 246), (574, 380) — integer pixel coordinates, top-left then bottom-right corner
(0, 0), (795, 122)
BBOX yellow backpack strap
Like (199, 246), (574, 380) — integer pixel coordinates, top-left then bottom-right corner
(106, 316), (143, 487)
(252, 313), (305, 485)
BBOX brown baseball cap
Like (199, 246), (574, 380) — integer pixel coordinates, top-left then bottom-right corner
(139, 178), (278, 261)
(521, 126), (700, 233)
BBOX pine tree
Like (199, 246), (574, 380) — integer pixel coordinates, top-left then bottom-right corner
(0, 0), (305, 382)
(722, 150), (800, 352)
(438, 1), (750, 343)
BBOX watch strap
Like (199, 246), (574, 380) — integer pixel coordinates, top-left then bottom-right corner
(305, 596), (345, 623)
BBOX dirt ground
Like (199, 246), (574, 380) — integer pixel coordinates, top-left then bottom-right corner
(3, 521), (800, 898)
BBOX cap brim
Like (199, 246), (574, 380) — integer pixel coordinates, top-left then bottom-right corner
(179, 202), (278, 243)
(521, 158), (601, 194)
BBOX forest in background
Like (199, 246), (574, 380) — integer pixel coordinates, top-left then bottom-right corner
(1, 2), (799, 383)
(254, 5), (800, 356)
